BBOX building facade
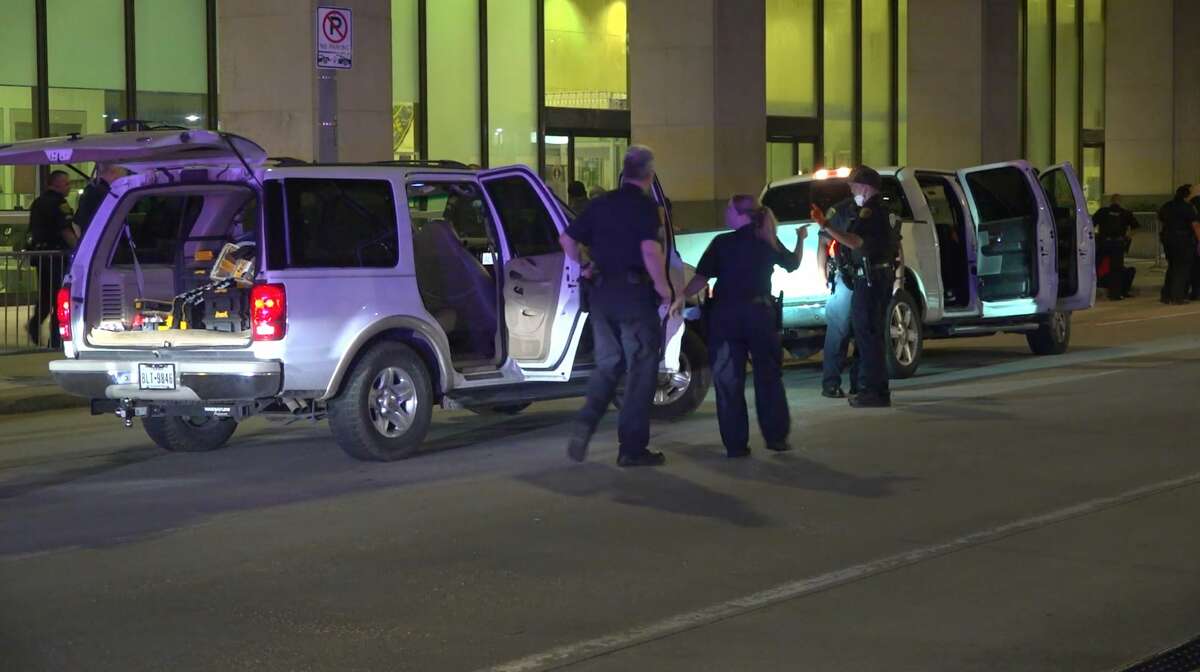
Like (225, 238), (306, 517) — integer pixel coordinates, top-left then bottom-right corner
(1, 0), (1197, 227)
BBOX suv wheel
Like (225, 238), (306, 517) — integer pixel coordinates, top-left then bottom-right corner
(649, 329), (711, 420)
(1027, 311), (1071, 355)
(328, 342), (433, 461)
(886, 289), (923, 379)
(143, 415), (238, 452)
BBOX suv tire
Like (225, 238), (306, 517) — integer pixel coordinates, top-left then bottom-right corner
(886, 289), (923, 379)
(143, 415), (238, 452)
(329, 342), (433, 461)
(649, 329), (711, 421)
(1027, 311), (1071, 355)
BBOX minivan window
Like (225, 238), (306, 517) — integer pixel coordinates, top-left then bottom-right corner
(282, 179), (398, 268)
(483, 176), (560, 258)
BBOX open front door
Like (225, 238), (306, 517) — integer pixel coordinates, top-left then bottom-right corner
(649, 177), (687, 373)
(1039, 163), (1096, 311)
(956, 161), (1058, 318)
(479, 166), (583, 382)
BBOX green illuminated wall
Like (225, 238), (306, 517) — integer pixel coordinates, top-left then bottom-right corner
(766, 0), (816, 117)
(489, 0), (539, 169)
(544, 0), (627, 109)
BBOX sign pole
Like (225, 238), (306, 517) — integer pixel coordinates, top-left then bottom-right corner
(315, 6), (353, 163)
(317, 69), (338, 163)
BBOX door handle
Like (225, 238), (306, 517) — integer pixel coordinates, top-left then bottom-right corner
(514, 286), (524, 295)
(509, 270), (525, 280)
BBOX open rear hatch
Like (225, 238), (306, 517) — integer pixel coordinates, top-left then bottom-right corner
(0, 129), (267, 169)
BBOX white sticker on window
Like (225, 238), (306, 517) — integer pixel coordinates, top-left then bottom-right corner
(44, 149), (73, 162)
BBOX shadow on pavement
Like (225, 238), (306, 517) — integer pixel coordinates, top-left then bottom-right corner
(516, 462), (771, 528)
(673, 443), (915, 499)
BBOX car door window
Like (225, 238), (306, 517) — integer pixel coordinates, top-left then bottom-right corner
(483, 176), (560, 258)
(1039, 169), (1078, 297)
(962, 167), (1039, 301)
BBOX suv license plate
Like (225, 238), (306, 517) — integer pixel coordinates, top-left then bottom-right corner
(138, 363), (176, 390)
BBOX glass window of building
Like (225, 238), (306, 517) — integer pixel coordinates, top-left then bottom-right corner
(488, 0), (538, 169)
(135, 0), (208, 129)
(766, 0), (816, 117)
(1054, 0), (1079, 165)
(392, 0), (420, 159)
(426, 0), (481, 166)
(544, 0), (628, 110)
(861, 0), (893, 165)
(0, 1), (38, 210)
(574, 136), (627, 195)
(48, 0), (127, 206)
(1082, 0), (1104, 131)
(1024, 0), (1053, 168)
(897, 0), (907, 165)
(822, 0), (854, 168)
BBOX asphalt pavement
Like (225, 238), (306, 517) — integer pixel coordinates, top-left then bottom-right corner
(2, 282), (1199, 672)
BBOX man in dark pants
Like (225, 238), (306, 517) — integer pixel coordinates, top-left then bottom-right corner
(559, 145), (675, 467)
(26, 170), (77, 348)
(1157, 185), (1200, 304)
(819, 198), (857, 398)
(811, 166), (898, 408)
(1092, 194), (1138, 300)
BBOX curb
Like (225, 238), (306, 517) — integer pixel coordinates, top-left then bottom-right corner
(0, 392), (89, 416)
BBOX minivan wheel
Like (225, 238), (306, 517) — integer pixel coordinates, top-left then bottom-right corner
(143, 415), (238, 452)
(886, 289), (923, 379)
(1027, 311), (1071, 355)
(328, 342), (433, 461)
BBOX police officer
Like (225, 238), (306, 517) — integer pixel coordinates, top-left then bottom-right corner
(819, 196), (858, 398)
(681, 196), (806, 457)
(1092, 194), (1138, 300)
(559, 145), (675, 467)
(810, 165), (898, 408)
(26, 170), (78, 348)
(1157, 185), (1200, 304)
(74, 163), (125, 237)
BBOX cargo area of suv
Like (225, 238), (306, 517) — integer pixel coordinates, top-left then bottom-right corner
(84, 181), (260, 349)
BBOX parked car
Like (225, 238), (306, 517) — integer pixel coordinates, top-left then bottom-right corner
(675, 161), (1096, 377)
(0, 131), (710, 460)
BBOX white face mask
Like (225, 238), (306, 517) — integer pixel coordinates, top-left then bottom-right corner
(853, 193), (866, 207)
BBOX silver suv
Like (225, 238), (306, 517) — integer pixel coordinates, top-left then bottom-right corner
(2, 131), (709, 461)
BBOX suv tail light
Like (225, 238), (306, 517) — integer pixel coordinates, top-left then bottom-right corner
(56, 285), (72, 342)
(251, 283), (286, 341)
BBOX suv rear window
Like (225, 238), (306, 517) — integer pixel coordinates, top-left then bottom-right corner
(276, 179), (398, 268)
(762, 177), (912, 223)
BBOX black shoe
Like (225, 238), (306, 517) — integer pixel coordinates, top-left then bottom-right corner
(617, 451), (666, 467)
(765, 441), (791, 452)
(821, 387), (845, 399)
(849, 394), (891, 408)
(726, 448), (751, 459)
(566, 422), (593, 463)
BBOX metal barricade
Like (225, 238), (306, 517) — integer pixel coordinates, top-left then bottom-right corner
(0, 250), (69, 354)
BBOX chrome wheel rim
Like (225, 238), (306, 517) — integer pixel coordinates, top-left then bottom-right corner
(890, 301), (918, 367)
(1051, 312), (1068, 342)
(654, 352), (693, 406)
(368, 366), (419, 438)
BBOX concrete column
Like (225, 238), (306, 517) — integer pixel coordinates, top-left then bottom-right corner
(906, 0), (982, 168)
(217, 0), (392, 162)
(1105, 0), (1173, 198)
(629, 0), (766, 231)
(1174, 0), (1200, 186)
(981, 0), (1022, 163)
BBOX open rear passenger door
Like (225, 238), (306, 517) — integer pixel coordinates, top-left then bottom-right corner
(956, 161), (1058, 319)
(1039, 163), (1096, 311)
(479, 166), (583, 382)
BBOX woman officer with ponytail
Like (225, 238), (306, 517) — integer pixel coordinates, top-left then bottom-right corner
(682, 196), (807, 457)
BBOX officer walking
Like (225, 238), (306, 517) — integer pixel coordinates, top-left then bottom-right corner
(810, 166), (899, 408)
(74, 163), (126, 237)
(1092, 194), (1138, 300)
(1157, 185), (1200, 304)
(819, 196), (858, 399)
(25, 170), (78, 348)
(559, 145), (676, 467)
(681, 196), (806, 457)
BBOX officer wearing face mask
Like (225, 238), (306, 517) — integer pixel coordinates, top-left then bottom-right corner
(810, 166), (899, 408)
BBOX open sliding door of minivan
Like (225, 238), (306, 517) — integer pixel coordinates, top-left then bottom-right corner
(1039, 163), (1096, 311)
(956, 161), (1058, 319)
(479, 166), (583, 382)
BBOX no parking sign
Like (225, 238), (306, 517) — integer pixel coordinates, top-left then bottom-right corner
(316, 6), (353, 69)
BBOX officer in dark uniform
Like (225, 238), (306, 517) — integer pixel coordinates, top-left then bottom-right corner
(74, 163), (125, 237)
(26, 170), (78, 348)
(819, 196), (858, 398)
(811, 166), (898, 407)
(559, 145), (675, 467)
(1092, 194), (1138, 300)
(681, 196), (806, 457)
(1157, 185), (1200, 304)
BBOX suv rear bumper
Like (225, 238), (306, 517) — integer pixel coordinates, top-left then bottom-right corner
(49, 359), (282, 401)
